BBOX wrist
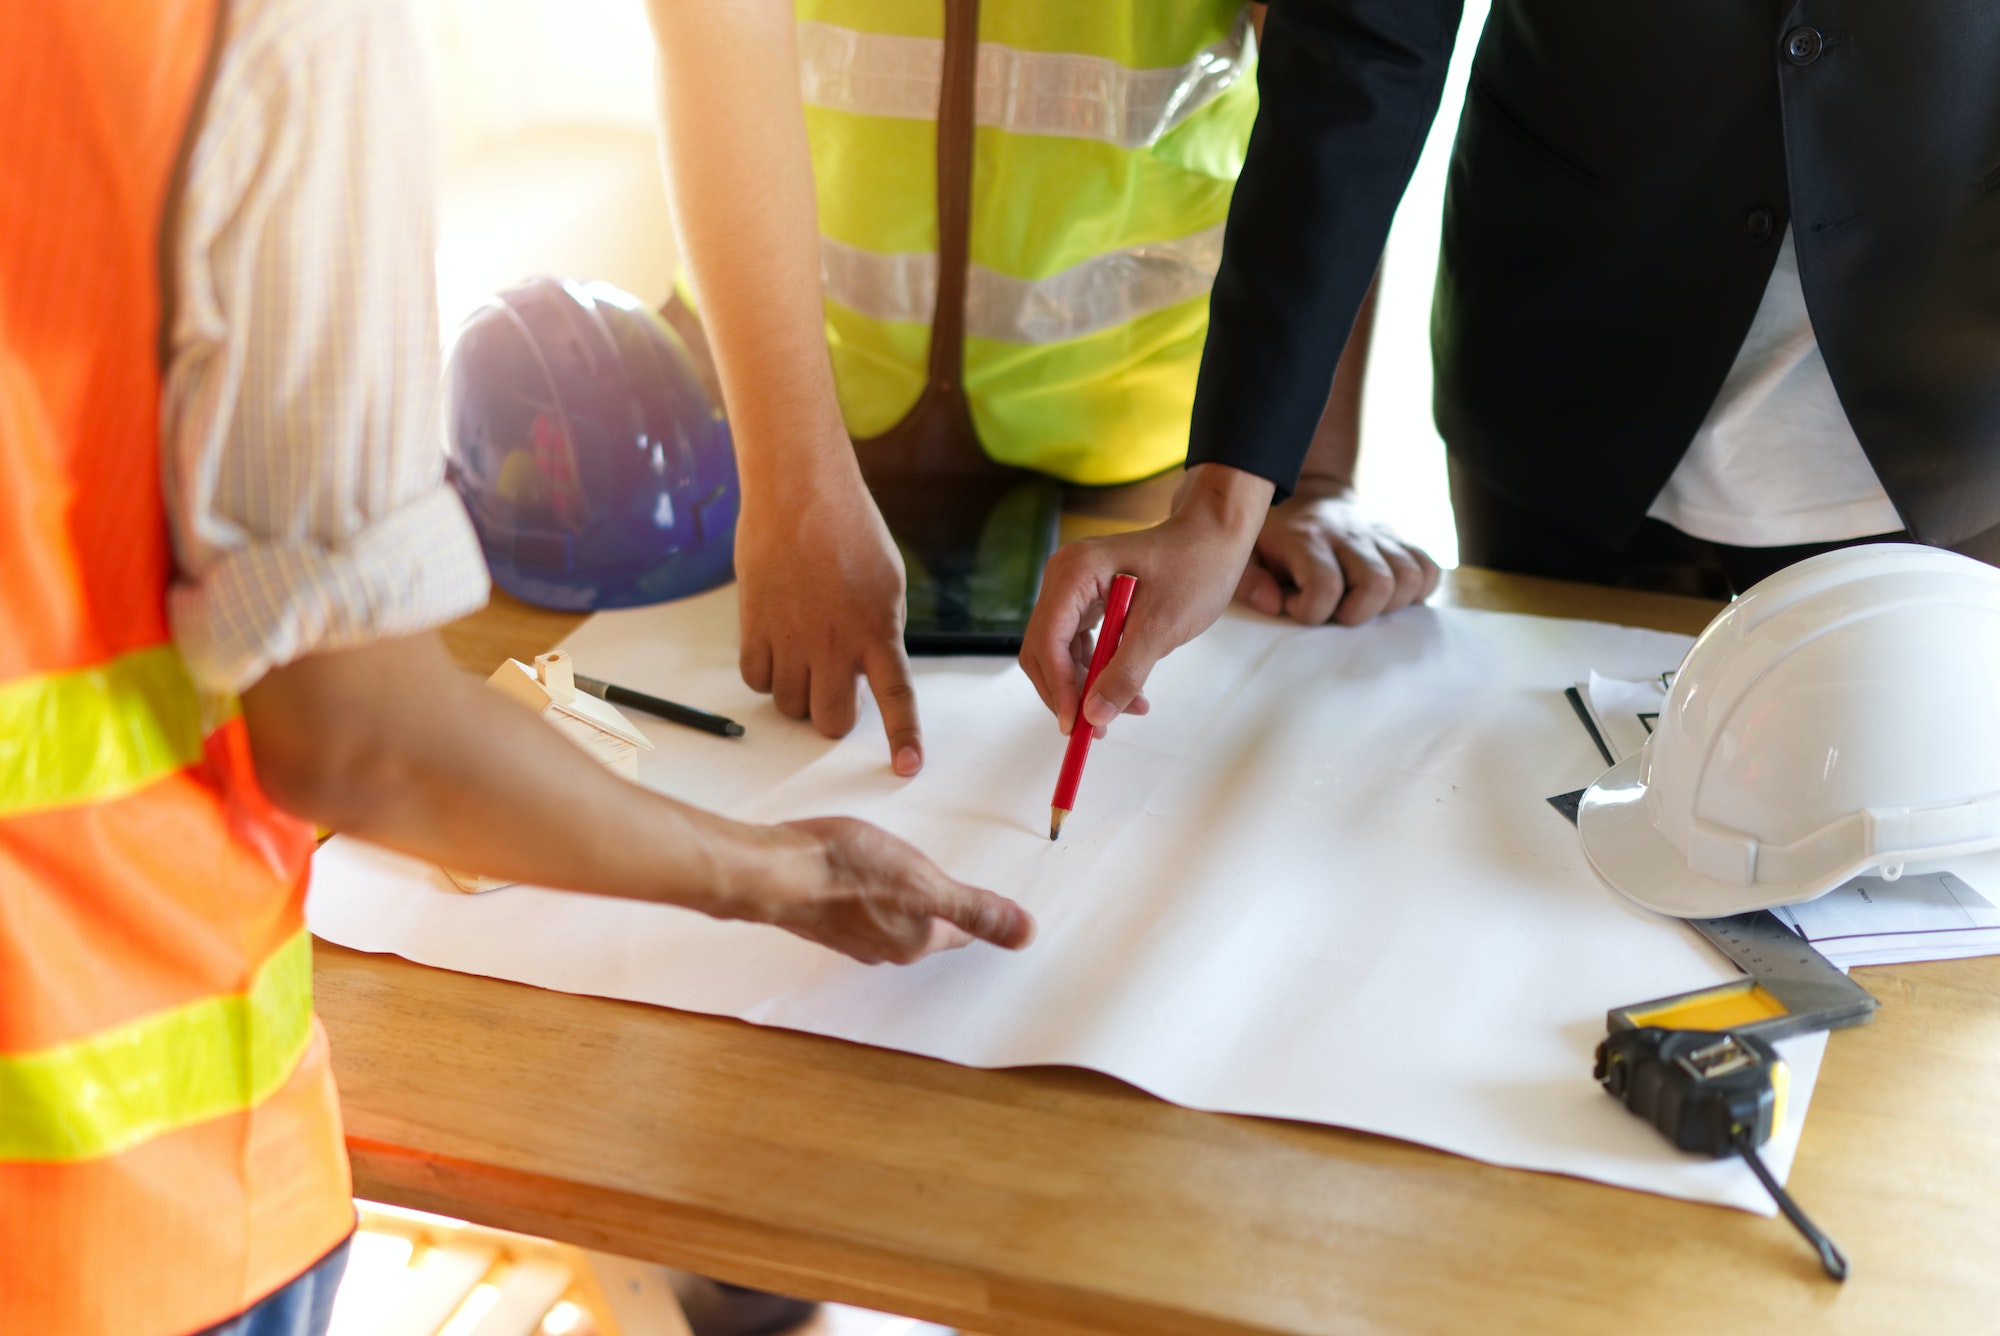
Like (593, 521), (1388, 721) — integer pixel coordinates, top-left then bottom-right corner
(696, 816), (820, 925)
(736, 425), (863, 513)
(1172, 463), (1276, 538)
(1290, 471), (1357, 504)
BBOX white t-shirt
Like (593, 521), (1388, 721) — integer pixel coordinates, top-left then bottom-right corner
(1646, 227), (1905, 547)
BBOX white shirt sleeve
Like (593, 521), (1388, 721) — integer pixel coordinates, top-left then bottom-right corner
(161, 0), (490, 695)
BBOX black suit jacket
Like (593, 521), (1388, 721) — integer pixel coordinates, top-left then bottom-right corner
(1189, 0), (2000, 548)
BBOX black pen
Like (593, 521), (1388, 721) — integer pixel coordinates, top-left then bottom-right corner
(573, 673), (745, 738)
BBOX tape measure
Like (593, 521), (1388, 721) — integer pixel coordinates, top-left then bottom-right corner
(1550, 788), (1863, 1278)
(1597, 1027), (1848, 1280)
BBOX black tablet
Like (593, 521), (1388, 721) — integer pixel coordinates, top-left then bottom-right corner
(868, 474), (1062, 655)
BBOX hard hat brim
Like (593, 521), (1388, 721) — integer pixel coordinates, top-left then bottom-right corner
(1577, 754), (1837, 918)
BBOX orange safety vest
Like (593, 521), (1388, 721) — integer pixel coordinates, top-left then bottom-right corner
(0, 3), (354, 1332)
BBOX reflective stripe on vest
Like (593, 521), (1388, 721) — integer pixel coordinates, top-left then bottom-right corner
(797, 19), (1253, 150)
(0, 644), (214, 818)
(796, 1), (1256, 484)
(0, 929), (314, 1163)
(819, 222), (1226, 346)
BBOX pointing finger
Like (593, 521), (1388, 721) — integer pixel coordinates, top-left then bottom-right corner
(935, 881), (1036, 951)
(864, 642), (924, 776)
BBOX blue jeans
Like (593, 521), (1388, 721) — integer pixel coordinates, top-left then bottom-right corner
(196, 1238), (351, 1336)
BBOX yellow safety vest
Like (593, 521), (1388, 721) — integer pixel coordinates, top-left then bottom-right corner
(798, 0), (1258, 484)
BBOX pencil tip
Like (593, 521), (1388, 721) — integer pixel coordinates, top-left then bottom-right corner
(1049, 808), (1066, 841)
(725, 723), (745, 737)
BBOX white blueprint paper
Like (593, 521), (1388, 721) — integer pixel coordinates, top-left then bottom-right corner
(309, 589), (1827, 1213)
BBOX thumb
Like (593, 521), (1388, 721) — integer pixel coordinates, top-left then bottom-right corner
(1079, 629), (1163, 732)
(1235, 552), (1285, 617)
(935, 881), (1036, 950)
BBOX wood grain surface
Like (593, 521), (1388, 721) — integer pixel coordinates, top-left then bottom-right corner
(321, 488), (2000, 1334)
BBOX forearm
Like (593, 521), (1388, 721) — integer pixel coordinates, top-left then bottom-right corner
(242, 634), (797, 918)
(647, 0), (854, 503)
(1169, 265), (1376, 543)
(1189, 0), (1460, 493)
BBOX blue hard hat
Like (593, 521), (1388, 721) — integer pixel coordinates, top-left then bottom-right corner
(444, 277), (737, 610)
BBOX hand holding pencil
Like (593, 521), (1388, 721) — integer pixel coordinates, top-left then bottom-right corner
(1019, 465), (1269, 743)
(1047, 573), (1137, 840)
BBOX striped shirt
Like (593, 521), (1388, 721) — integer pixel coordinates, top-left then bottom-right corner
(162, 0), (490, 694)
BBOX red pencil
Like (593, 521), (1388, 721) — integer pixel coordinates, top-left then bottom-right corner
(1049, 572), (1138, 840)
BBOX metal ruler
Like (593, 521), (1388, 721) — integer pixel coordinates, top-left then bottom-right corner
(1646, 910), (1879, 1040)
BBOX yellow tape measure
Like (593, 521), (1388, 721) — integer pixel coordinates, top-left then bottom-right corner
(1551, 788), (1865, 1278)
(1597, 1027), (1846, 1280)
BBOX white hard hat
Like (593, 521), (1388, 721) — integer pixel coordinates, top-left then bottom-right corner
(1578, 543), (2000, 917)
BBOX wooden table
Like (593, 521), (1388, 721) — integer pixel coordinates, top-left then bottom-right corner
(318, 493), (2000, 1335)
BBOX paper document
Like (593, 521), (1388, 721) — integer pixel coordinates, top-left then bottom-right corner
(1577, 670), (1669, 764)
(1573, 674), (2000, 968)
(1774, 873), (2000, 967)
(312, 591), (1828, 1213)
